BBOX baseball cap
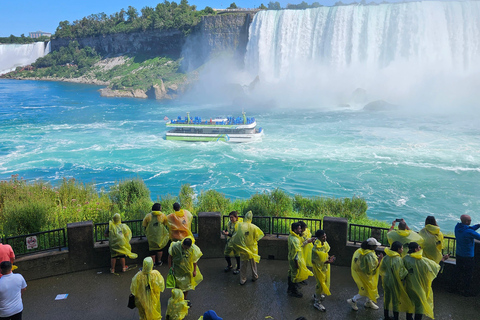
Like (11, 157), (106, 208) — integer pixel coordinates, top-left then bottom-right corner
(203, 310), (222, 320)
(366, 237), (381, 246)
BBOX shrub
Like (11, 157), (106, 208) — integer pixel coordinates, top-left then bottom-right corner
(178, 184), (195, 213)
(196, 189), (231, 213)
(108, 178), (151, 219)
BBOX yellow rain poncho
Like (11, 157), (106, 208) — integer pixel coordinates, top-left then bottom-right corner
(311, 239), (331, 296)
(167, 209), (193, 241)
(108, 213), (137, 259)
(224, 217), (243, 256)
(288, 230), (313, 283)
(143, 211), (169, 251)
(168, 237), (203, 291)
(403, 250), (441, 319)
(419, 225), (444, 264)
(351, 248), (380, 302)
(387, 230), (424, 257)
(230, 211), (264, 262)
(165, 288), (189, 320)
(302, 228), (313, 267)
(130, 257), (165, 320)
(379, 248), (412, 313)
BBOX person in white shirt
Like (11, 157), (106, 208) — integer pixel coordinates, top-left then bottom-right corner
(0, 261), (27, 320)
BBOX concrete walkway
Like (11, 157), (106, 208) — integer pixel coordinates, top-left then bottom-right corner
(22, 258), (477, 320)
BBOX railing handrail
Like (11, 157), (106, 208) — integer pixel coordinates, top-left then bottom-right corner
(3, 228), (67, 257)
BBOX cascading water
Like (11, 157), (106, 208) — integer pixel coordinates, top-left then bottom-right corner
(0, 41), (51, 75)
(244, 1), (480, 109)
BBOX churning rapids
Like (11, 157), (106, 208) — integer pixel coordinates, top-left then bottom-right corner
(1, 1), (479, 231)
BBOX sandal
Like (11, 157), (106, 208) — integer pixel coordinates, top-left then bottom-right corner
(122, 266), (129, 272)
(110, 268), (115, 274)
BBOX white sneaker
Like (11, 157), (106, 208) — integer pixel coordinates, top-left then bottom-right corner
(364, 300), (379, 310)
(347, 299), (358, 311)
(314, 301), (326, 312)
(320, 294), (326, 301)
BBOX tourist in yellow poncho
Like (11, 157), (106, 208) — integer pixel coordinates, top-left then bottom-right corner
(387, 219), (424, 256)
(167, 203), (193, 241)
(347, 238), (383, 311)
(230, 210), (264, 285)
(165, 288), (189, 320)
(419, 216), (444, 264)
(222, 211), (243, 274)
(379, 241), (412, 320)
(287, 222), (313, 298)
(168, 236), (203, 299)
(299, 221), (313, 268)
(143, 203), (170, 266)
(403, 242), (448, 320)
(311, 229), (336, 312)
(130, 257), (165, 320)
(105, 213), (138, 273)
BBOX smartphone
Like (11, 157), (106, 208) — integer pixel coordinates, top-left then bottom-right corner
(395, 218), (403, 222)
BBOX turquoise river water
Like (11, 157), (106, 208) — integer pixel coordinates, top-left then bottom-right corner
(0, 79), (479, 231)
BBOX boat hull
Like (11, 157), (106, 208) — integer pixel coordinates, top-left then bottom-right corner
(165, 130), (264, 143)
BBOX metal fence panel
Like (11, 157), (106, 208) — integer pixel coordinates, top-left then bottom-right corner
(3, 229), (66, 256)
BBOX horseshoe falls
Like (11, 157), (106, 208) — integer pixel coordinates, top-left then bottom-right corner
(244, 1), (480, 110)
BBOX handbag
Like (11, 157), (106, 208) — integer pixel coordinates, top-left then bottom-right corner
(166, 267), (176, 288)
(128, 293), (135, 309)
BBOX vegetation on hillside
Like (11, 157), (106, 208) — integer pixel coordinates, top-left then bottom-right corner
(54, 0), (214, 38)
(0, 175), (380, 237)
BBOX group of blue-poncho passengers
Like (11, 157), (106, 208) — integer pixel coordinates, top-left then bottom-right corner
(287, 216), (449, 320)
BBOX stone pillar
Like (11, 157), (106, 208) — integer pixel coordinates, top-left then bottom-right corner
(196, 212), (224, 258)
(67, 221), (95, 270)
(322, 216), (351, 266)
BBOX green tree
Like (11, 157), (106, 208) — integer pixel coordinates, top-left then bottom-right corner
(259, 3), (267, 9)
(268, 1), (281, 10)
(127, 6), (139, 22)
(227, 2), (238, 9)
(203, 6), (215, 14)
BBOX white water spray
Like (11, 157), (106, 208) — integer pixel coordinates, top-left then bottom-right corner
(0, 42), (51, 75)
(244, 1), (480, 110)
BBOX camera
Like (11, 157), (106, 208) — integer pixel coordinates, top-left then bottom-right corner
(395, 218), (403, 222)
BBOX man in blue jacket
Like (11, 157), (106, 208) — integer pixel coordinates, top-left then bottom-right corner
(454, 214), (480, 296)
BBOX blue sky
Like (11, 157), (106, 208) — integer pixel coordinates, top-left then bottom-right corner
(0, 0), (380, 37)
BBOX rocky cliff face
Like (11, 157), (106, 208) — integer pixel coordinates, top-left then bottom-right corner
(51, 13), (255, 65)
(182, 13), (254, 70)
(51, 29), (185, 57)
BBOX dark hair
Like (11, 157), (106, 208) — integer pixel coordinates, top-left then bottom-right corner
(173, 203), (181, 211)
(228, 211), (238, 218)
(298, 221), (307, 229)
(291, 222), (301, 232)
(360, 240), (369, 250)
(152, 203), (161, 211)
(425, 215), (437, 226)
(315, 230), (325, 238)
(0, 261), (12, 274)
(398, 221), (407, 230)
(391, 241), (403, 252)
(183, 238), (192, 247)
(408, 242), (420, 254)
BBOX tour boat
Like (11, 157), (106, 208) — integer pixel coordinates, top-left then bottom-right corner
(165, 112), (264, 142)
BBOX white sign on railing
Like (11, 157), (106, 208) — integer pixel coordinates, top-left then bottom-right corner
(26, 236), (38, 250)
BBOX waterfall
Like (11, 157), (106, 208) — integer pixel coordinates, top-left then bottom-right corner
(0, 41), (51, 75)
(244, 1), (480, 109)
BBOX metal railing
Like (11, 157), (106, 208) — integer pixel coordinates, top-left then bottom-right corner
(348, 224), (457, 258)
(2, 228), (66, 256)
(95, 216), (198, 243)
(348, 224), (390, 245)
(222, 215), (322, 237)
(95, 220), (146, 243)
